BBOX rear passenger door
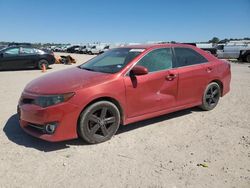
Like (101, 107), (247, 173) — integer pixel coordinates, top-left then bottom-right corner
(173, 47), (208, 106)
(19, 47), (37, 68)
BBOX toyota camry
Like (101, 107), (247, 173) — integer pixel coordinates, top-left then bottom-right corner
(18, 44), (231, 143)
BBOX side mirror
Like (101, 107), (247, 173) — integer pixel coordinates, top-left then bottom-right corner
(130, 65), (148, 76)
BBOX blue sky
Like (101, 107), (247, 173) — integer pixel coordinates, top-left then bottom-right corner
(0, 0), (249, 43)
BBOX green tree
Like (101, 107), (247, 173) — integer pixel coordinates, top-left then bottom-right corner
(208, 37), (220, 44)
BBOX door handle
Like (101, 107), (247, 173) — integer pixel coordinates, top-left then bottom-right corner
(166, 74), (177, 81)
(206, 67), (213, 73)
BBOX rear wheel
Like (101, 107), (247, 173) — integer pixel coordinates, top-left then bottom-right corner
(37, 59), (49, 70)
(78, 101), (120, 144)
(200, 82), (221, 111)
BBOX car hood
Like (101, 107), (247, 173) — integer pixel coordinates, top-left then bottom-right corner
(24, 67), (112, 94)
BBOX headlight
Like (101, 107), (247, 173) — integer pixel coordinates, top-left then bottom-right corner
(34, 92), (75, 108)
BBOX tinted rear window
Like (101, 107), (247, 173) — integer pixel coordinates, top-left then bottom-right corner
(174, 48), (207, 67)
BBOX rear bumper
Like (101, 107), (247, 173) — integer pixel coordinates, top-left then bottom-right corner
(222, 66), (231, 97)
(18, 100), (81, 142)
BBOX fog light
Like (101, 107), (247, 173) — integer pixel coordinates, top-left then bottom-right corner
(45, 122), (58, 134)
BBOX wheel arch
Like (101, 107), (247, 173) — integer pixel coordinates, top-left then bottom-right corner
(209, 79), (223, 96)
(77, 96), (125, 126)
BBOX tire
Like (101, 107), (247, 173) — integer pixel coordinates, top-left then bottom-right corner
(88, 51), (93, 55)
(200, 82), (221, 111)
(37, 59), (49, 70)
(78, 101), (120, 144)
(246, 54), (250, 63)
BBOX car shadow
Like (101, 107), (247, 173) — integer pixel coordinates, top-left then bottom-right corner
(117, 107), (202, 134)
(3, 107), (202, 152)
(3, 114), (84, 152)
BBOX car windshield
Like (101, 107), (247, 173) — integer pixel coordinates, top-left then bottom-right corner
(79, 48), (145, 73)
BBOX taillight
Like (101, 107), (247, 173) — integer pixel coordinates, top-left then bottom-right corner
(225, 60), (231, 70)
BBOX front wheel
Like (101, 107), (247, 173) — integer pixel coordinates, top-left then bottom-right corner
(37, 59), (49, 70)
(78, 101), (120, 144)
(200, 82), (221, 111)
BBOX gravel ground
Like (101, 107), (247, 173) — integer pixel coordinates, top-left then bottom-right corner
(0, 53), (249, 188)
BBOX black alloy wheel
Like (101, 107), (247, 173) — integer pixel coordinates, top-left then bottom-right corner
(200, 82), (221, 111)
(78, 101), (120, 144)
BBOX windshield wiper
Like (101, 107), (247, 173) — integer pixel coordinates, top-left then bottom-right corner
(79, 67), (96, 72)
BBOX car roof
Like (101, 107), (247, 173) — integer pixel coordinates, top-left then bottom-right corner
(120, 43), (217, 61)
(120, 43), (196, 50)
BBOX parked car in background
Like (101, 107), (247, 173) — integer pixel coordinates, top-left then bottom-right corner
(183, 43), (217, 56)
(216, 41), (250, 61)
(102, 45), (110, 53)
(0, 46), (55, 70)
(66, 45), (80, 53)
(87, 44), (109, 54)
(53, 46), (64, 52)
(239, 49), (250, 63)
(0, 45), (6, 50)
(18, 44), (231, 143)
(76, 46), (88, 54)
(57, 45), (71, 52)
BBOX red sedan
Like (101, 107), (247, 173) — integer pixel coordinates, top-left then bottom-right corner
(18, 44), (231, 143)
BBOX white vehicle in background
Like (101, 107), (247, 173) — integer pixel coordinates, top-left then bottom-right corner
(182, 43), (217, 56)
(196, 43), (213, 49)
(216, 40), (250, 59)
(102, 45), (110, 53)
(87, 44), (109, 54)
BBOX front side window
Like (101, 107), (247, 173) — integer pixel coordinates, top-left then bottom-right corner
(136, 48), (173, 72)
(4, 48), (19, 55)
(174, 48), (207, 67)
(79, 48), (144, 73)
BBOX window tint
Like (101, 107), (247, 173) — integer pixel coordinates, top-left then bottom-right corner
(174, 48), (207, 67)
(4, 48), (19, 55)
(137, 48), (172, 72)
(20, 47), (35, 54)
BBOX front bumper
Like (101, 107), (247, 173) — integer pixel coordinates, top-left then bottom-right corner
(18, 93), (81, 142)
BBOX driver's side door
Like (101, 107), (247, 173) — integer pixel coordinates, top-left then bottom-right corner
(124, 48), (178, 118)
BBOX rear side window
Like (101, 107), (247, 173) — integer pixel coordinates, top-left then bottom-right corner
(174, 48), (207, 67)
(137, 48), (173, 72)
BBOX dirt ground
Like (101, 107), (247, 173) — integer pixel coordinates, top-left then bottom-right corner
(0, 53), (249, 188)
